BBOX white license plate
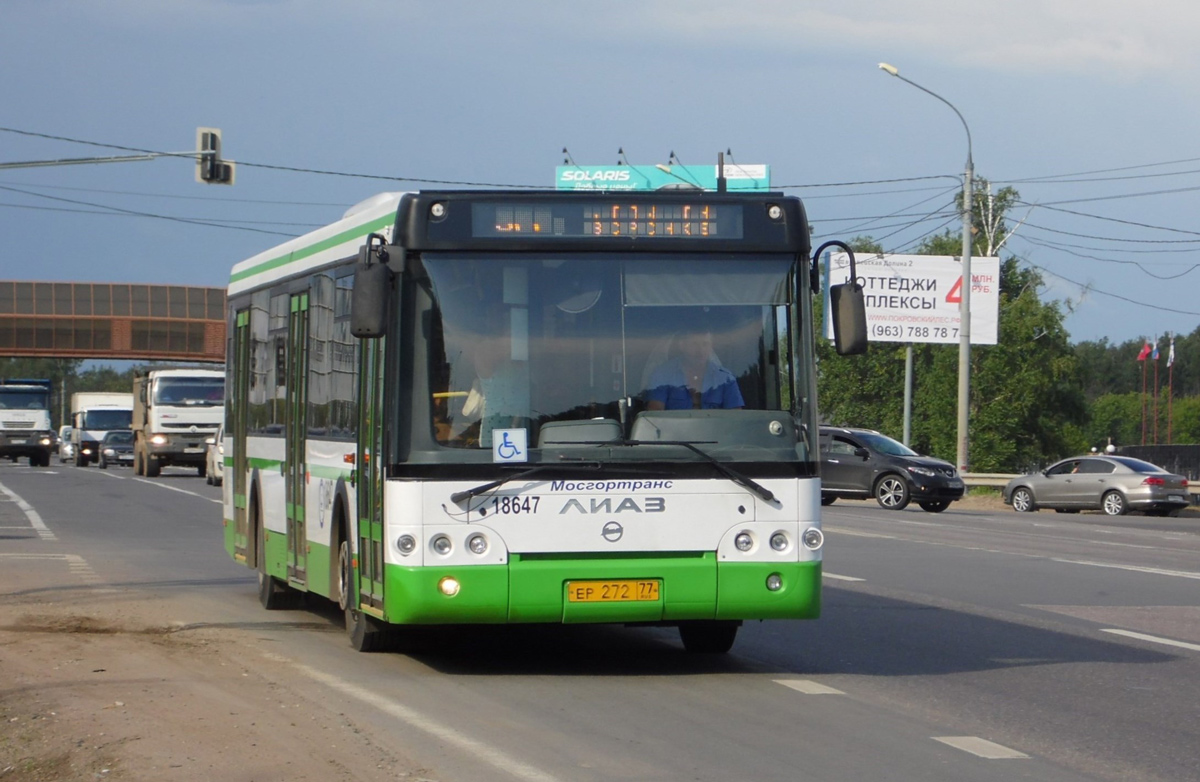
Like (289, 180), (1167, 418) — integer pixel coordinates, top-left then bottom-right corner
(183, 446), (204, 453)
(1169, 494), (1186, 502)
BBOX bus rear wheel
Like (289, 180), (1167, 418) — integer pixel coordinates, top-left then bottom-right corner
(679, 621), (740, 654)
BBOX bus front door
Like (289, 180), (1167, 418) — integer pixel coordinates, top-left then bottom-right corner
(354, 336), (386, 614)
(233, 309), (251, 563)
(286, 293), (309, 585)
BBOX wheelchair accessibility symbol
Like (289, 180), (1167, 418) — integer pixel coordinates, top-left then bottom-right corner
(492, 429), (528, 463)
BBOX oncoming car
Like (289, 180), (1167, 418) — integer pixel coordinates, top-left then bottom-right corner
(98, 429), (135, 469)
(1003, 455), (1189, 516)
(818, 426), (964, 512)
(205, 424), (224, 486)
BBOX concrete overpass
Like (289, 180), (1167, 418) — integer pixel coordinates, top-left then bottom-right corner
(0, 281), (225, 363)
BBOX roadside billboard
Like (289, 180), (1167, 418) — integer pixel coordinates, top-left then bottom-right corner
(555, 164), (770, 192)
(824, 253), (1000, 345)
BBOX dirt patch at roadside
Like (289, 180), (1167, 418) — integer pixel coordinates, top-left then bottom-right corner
(0, 602), (434, 782)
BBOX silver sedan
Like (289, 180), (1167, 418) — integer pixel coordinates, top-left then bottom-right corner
(1003, 455), (1190, 516)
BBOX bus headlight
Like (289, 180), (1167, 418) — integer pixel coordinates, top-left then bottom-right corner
(769, 532), (789, 552)
(734, 532), (754, 552)
(467, 533), (488, 555)
(438, 576), (460, 596)
(802, 528), (824, 551)
(766, 573), (784, 591)
(396, 535), (417, 555)
(431, 535), (452, 556)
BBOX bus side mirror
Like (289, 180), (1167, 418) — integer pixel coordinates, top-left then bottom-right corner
(830, 282), (868, 355)
(351, 238), (395, 339)
(814, 240), (868, 356)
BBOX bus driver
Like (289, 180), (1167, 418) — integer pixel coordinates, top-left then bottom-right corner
(644, 328), (744, 411)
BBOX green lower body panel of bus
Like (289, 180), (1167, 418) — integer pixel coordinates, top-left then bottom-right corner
(379, 553), (820, 626)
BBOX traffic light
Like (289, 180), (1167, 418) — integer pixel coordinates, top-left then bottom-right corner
(195, 127), (235, 185)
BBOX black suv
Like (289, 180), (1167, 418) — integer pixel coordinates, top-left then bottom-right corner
(818, 426), (965, 512)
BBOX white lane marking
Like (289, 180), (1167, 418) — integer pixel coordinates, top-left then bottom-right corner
(0, 552), (113, 591)
(823, 527), (897, 539)
(93, 470), (127, 480)
(293, 663), (563, 782)
(1051, 559), (1200, 581)
(823, 572), (866, 582)
(0, 480), (56, 540)
(131, 477), (222, 504)
(775, 679), (845, 694)
(1101, 629), (1200, 653)
(933, 736), (1028, 759)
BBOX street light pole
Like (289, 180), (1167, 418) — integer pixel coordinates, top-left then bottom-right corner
(879, 63), (974, 472)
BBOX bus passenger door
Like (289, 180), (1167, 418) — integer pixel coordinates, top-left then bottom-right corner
(286, 293), (309, 585)
(354, 336), (386, 614)
(232, 309), (251, 562)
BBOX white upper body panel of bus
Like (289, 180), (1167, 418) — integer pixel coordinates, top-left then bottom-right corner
(228, 192), (405, 297)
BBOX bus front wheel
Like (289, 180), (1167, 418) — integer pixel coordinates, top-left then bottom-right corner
(679, 621), (740, 654)
(340, 540), (391, 652)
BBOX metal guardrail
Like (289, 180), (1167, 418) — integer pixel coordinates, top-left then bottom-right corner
(962, 473), (1017, 488)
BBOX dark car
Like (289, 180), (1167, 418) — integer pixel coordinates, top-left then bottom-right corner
(818, 426), (965, 512)
(98, 429), (135, 469)
(1003, 455), (1190, 516)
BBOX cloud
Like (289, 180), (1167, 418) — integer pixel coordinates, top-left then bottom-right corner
(639, 0), (1200, 76)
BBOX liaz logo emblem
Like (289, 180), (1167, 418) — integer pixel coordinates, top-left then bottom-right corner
(601, 521), (623, 542)
(558, 497), (665, 514)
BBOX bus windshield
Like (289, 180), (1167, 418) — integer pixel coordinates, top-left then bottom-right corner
(154, 377), (225, 406)
(422, 253), (811, 463)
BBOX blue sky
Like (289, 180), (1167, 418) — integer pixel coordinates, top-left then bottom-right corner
(3, 0), (1199, 347)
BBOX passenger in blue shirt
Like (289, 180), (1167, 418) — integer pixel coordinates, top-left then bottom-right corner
(645, 329), (744, 410)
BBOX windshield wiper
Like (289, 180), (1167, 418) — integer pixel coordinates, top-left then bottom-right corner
(450, 461), (601, 504)
(624, 440), (777, 503)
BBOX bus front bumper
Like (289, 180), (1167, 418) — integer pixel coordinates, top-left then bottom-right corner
(379, 553), (821, 625)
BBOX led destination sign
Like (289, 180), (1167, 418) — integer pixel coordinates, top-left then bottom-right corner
(470, 202), (744, 239)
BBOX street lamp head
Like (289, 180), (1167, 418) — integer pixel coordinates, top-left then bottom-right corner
(878, 62), (899, 76)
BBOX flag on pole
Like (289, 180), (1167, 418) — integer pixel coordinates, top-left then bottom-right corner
(1151, 342), (1160, 361)
(1168, 337), (1175, 367)
(1136, 341), (1152, 361)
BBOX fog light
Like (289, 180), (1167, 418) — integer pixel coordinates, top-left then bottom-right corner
(802, 528), (824, 551)
(734, 532), (754, 552)
(397, 535), (417, 555)
(766, 573), (783, 591)
(438, 576), (460, 596)
(431, 535), (452, 555)
(467, 533), (488, 555)
(770, 532), (789, 551)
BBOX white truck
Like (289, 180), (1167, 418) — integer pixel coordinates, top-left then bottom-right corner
(0, 379), (55, 467)
(70, 392), (134, 467)
(132, 368), (225, 477)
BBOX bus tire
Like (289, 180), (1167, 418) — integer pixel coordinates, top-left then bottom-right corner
(340, 539), (390, 652)
(255, 495), (294, 610)
(679, 621), (740, 654)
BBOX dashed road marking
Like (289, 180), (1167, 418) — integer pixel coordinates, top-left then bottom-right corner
(933, 736), (1028, 759)
(0, 480), (56, 540)
(775, 679), (845, 694)
(1101, 629), (1200, 653)
(1052, 559), (1200, 581)
(823, 572), (865, 582)
(131, 477), (222, 504)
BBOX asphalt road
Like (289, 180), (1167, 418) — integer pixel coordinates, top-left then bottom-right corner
(2, 460), (1197, 781)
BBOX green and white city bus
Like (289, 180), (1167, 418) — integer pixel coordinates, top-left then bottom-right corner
(223, 190), (866, 652)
